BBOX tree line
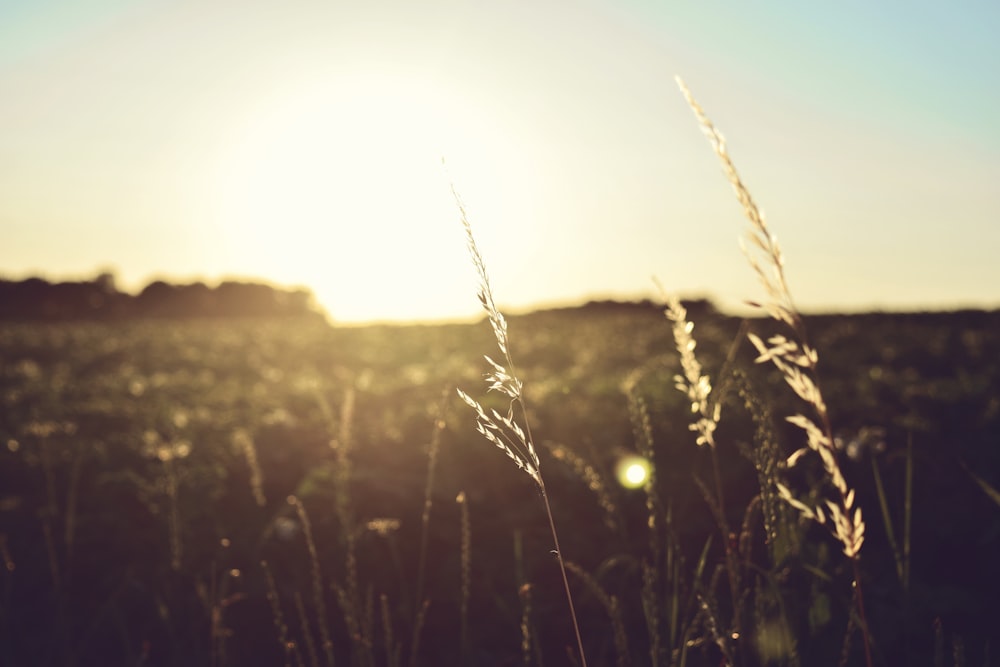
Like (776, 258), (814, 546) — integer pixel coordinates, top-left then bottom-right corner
(0, 272), (323, 321)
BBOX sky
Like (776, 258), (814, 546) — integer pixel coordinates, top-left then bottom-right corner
(1, 0), (998, 323)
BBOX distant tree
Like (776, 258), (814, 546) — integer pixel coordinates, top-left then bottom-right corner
(212, 281), (317, 318)
(93, 270), (118, 294)
(137, 280), (181, 317)
(179, 282), (214, 317)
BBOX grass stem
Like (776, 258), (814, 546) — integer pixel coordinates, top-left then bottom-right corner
(452, 176), (588, 667)
(539, 479), (588, 667)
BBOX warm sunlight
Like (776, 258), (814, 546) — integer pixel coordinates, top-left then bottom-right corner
(212, 72), (528, 323)
(616, 455), (651, 489)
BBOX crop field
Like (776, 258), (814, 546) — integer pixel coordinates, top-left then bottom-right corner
(1, 304), (998, 667)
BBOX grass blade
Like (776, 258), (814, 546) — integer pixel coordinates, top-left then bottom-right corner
(960, 459), (1000, 508)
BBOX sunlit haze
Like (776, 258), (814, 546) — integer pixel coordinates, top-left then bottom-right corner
(2, 0), (998, 323)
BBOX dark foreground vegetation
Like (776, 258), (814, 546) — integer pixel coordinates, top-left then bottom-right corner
(1, 303), (998, 666)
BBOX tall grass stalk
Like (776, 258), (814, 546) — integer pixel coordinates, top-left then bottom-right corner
(626, 382), (710, 666)
(262, 559), (297, 667)
(513, 531), (543, 667)
(456, 491), (471, 665)
(565, 561), (630, 667)
(406, 600), (429, 667)
(542, 441), (618, 534)
(380, 593), (400, 667)
(34, 433), (59, 582)
(330, 388), (361, 630)
(289, 496), (335, 667)
(320, 387), (372, 666)
(903, 435), (912, 591)
(664, 296), (745, 661)
(1, 534), (12, 666)
(165, 455), (182, 571)
(414, 391), (447, 617)
(676, 75), (872, 667)
(518, 582), (534, 667)
(871, 454), (906, 590)
(233, 428), (267, 507)
(626, 390), (664, 665)
(406, 394), (446, 667)
(63, 444), (84, 575)
(452, 183), (588, 667)
(960, 458), (1000, 508)
(294, 591), (320, 667)
(208, 565), (243, 667)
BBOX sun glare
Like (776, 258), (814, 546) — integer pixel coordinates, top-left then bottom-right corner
(616, 456), (650, 489)
(212, 73), (524, 323)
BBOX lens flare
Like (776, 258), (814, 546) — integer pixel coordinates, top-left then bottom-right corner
(615, 456), (650, 489)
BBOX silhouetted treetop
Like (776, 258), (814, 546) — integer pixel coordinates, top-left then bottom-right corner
(0, 272), (323, 321)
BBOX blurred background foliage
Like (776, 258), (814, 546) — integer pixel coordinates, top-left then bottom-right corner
(0, 301), (998, 666)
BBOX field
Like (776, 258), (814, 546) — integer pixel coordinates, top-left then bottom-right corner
(1, 304), (999, 666)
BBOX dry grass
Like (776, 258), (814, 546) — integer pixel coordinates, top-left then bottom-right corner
(665, 296), (722, 449)
(288, 495), (335, 667)
(675, 76), (871, 666)
(452, 182), (589, 667)
(2, 73), (962, 667)
(664, 294), (748, 659)
(233, 428), (266, 507)
(674, 77), (864, 561)
(261, 559), (298, 667)
(542, 440), (619, 533)
(565, 560), (631, 667)
(176, 76), (897, 667)
(455, 490), (471, 665)
(441, 76), (884, 666)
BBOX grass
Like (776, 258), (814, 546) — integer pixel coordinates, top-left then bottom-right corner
(453, 77), (861, 665)
(676, 76), (869, 666)
(1, 297), (998, 666)
(453, 181), (589, 666)
(0, 82), (999, 666)
(447, 78), (988, 665)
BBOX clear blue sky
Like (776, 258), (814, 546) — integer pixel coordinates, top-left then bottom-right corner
(2, 0), (998, 322)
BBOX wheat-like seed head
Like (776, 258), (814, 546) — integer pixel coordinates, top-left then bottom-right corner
(675, 76), (798, 330)
(451, 181), (510, 357)
(456, 388), (540, 483)
(287, 496), (336, 664)
(451, 183), (541, 485)
(543, 442), (618, 532)
(665, 296), (721, 447)
(677, 76), (864, 558)
(232, 428), (266, 507)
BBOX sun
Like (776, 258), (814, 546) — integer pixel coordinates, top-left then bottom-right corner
(211, 72), (528, 323)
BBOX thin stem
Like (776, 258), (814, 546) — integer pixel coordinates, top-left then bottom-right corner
(415, 395), (446, 621)
(852, 558), (874, 667)
(710, 445), (743, 657)
(538, 479), (588, 667)
(709, 447), (728, 542)
(871, 455), (904, 585)
(521, 398), (587, 667)
(903, 434), (913, 593)
(453, 179), (584, 664)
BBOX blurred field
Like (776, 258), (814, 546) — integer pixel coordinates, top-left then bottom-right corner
(1, 303), (999, 666)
